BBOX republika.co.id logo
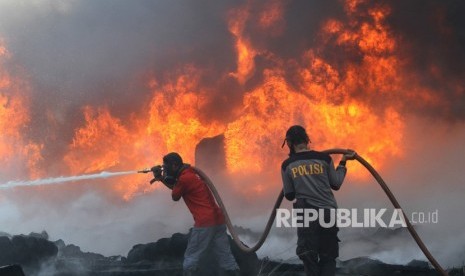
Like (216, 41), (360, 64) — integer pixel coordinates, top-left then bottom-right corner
(275, 208), (439, 228)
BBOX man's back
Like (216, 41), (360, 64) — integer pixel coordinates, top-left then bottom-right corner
(172, 167), (224, 227)
(281, 150), (346, 209)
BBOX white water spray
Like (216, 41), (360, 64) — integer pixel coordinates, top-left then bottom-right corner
(0, 171), (138, 189)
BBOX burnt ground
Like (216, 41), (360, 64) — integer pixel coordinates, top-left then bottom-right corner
(0, 231), (463, 276)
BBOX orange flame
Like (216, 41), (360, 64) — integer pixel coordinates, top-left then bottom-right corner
(0, 42), (43, 180)
(63, 105), (156, 200)
(258, 0), (286, 36)
(223, 0), (405, 186)
(228, 4), (257, 84)
(146, 66), (225, 163)
(223, 70), (404, 182)
(37, 0), (406, 198)
(2, 0), (427, 200)
(63, 66), (225, 199)
(64, 106), (132, 174)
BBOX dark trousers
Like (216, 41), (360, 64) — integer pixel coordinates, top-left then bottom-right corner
(294, 199), (339, 276)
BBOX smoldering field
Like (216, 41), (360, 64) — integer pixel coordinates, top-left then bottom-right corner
(0, 0), (464, 269)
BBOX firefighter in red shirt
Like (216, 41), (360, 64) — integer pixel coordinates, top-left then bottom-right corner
(151, 152), (240, 276)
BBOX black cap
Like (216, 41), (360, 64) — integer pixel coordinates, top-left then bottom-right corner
(163, 152), (183, 167)
(282, 125), (311, 148)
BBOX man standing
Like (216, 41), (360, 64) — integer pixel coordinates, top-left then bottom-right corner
(151, 152), (240, 276)
(280, 125), (354, 276)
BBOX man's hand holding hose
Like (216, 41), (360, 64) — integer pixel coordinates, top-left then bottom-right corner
(150, 165), (162, 182)
(339, 149), (357, 166)
(138, 165), (175, 189)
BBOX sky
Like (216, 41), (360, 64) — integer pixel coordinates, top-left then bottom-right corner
(0, 0), (464, 268)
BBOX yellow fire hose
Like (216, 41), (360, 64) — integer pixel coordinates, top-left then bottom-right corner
(193, 148), (448, 276)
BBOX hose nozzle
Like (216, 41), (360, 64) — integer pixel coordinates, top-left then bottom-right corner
(138, 168), (152, 174)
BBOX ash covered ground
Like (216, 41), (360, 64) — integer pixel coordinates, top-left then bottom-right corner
(1, 229), (462, 276)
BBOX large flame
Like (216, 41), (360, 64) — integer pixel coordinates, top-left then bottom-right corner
(0, 42), (43, 180)
(62, 66), (225, 199)
(63, 105), (155, 200)
(223, 70), (404, 180)
(5, 0), (444, 200)
(228, 4), (257, 84)
(146, 66), (225, 163)
(64, 106), (133, 174)
(223, 0), (405, 183)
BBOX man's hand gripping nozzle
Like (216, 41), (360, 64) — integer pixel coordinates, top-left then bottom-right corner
(138, 168), (152, 173)
(138, 165), (163, 184)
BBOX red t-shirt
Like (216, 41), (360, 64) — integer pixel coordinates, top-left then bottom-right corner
(172, 167), (225, 227)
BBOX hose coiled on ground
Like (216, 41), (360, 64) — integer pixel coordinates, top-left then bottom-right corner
(193, 148), (448, 276)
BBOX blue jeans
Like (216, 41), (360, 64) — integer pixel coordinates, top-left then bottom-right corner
(183, 224), (239, 271)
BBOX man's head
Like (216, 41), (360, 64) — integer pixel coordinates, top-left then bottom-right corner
(163, 152), (183, 175)
(282, 125), (311, 155)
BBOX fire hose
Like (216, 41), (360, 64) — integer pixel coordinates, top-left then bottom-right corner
(192, 148), (448, 276)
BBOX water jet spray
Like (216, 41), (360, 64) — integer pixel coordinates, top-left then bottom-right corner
(0, 170), (138, 189)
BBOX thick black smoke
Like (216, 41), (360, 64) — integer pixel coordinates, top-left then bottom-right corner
(383, 0), (464, 120)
